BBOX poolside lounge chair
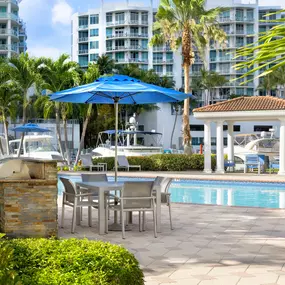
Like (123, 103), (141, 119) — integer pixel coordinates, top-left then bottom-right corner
(269, 158), (279, 174)
(117, 155), (141, 171)
(80, 154), (104, 172)
(105, 181), (157, 239)
(224, 160), (235, 172)
(51, 154), (73, 171)
(153, 176), (173, 230)
(60, 177), (98, 233)
(244, 154), (264, 174)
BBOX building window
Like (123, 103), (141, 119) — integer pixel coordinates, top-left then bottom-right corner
(246, 9), (254, 21)
(90, 53), (99, 61)
(115, 12), (125, 23)
(106, 13), (112, 23)
(106, 28), (112, 37)
(236, 9), (244, 21)
(210, 63), (216, 71)
(79, 17), (88, 27)
(115, 27), (124, 36)
(142, 12), (148, 23)
(106, 40), (112, 50)
(153, 65), (163, 74)
(90, 14), (99, 25)
(246, 37), (254, 44)
(166, 65), (173, 72)
(141, 27), (148, 35)
(254, 125), (273, 132)
(153, 52), (163, 62)
(115, 52), (125, 62)
(192, 137), (204, 146)
(246, 24), (254, 34)
(90, 41), (99, 49)
(223, 138), (228, 145)
(190, 125), (204, 131)
(269, 14), (276, 20)
(130, 12), (139, 22)
(223, 125), (241, 132)
(90, 29), (99, 37)
(141, 52), (148, 61)
(259, 11), (266, 20)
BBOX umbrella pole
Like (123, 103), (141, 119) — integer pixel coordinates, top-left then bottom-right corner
(115, 100), (118, 182)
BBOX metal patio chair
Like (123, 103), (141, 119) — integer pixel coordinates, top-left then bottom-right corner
(80, 154), (104, 172)
(106, 181), (157, 239)
(60, 177), (98, 233)
(117, 155), (141, 171)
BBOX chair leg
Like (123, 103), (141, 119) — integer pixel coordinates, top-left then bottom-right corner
(168, 197), (174, 230)
(71, 200), (77, 234)
(61, 202), (65, 228)
(139, 211), (142, 232)
(105, 203), (109, 234)
(153, 208), (157, 238)
(122, 211), (125, 239)
(142, 212), (146, 231)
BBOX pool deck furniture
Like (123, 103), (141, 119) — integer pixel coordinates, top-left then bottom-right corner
(117, 155), (141, 171)
(51, 154), (73, 171)
(75, 180), (162, 235)
(80, 154), (104, 172)
(106, 181), (157, 239)
(224, 160), (235, 172)
(244, 154), (263, 175)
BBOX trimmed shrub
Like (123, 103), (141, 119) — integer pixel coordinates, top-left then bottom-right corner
(0, 238), (144, 285)
(93, 154), (217, 171)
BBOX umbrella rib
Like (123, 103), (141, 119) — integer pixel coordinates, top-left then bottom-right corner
(85, 92), (114, 104)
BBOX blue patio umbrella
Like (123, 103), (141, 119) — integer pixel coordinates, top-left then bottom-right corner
(10, 123), (51, 133)
(50, 75), (193, 180)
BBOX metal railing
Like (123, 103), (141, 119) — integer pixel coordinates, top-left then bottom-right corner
(0, 29), (18, 36)
(78, 25), (88, 30)
(78, 37), (88, 42)
(78, 49), (88, 54)
(153, 59), (163, 64)
(153, 46), (171, 52)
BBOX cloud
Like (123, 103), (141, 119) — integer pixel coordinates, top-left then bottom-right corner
(52, 0), (73, 26)
(28, 46), (69, 60)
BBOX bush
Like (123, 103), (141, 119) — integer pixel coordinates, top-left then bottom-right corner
(0, 238), (144, 285)
(93, 154), (216, 171)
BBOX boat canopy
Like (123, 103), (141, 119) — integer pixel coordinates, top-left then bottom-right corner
(99, 130), (162, 135)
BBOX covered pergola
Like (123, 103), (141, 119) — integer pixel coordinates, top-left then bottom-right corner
(193, 96), (285, 175)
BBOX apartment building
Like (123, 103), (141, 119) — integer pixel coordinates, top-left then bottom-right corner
(71, 0), (284, 151)
(0, 0), (27, 59)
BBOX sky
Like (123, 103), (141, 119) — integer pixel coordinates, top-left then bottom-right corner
(19, 0), (285, 60)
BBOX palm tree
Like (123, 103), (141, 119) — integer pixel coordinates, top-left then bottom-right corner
(37, 54), (81, 157)
(257, 73), (276, 96)
(8, 53), (42, 156)
(273, 66), (285, 98)
(74, 63), (100, 166)
(192, 69), (228, 105)
(96, 55), (115, 75)
(150, 0), (227, 154)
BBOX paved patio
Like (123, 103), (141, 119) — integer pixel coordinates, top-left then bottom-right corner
(59, 200), (285, 285)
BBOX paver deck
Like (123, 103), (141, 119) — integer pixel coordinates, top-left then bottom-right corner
(59, 199), (285, 285)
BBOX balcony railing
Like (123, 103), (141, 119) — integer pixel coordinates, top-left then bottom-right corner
(78, 25), (88, 30)
(166, 59), (174, 64)
(153, 46), (171, 52)
(0, 44), (8, 51)
(129, 20), (139, 25)
(0, 29), (18, 36)
(0, 12), (18, 21)
(78, 37), (88, 42)
(0, 44), (18, 52)
(78, 49), (88, 54)
(166, 72), (174, 76)
(153, 59), (163, 64)
(107, 33), (148, 39)
(79, 61), (88, 67)
(141, 20), (148, 25)
(236, 30), (245, 35)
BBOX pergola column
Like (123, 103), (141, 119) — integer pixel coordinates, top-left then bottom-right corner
(203, 120), (212, 173)
(216, 120), (225, 174)
(227, 121), (234, 162)
(278, 119), (285, 175)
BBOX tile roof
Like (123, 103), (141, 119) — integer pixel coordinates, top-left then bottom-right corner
(193, 96), (285, 113)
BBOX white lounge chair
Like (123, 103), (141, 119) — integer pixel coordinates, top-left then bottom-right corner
(106, 181), (157, 239)
(80, 154), (104, 172)
(117, 155), (141, 171)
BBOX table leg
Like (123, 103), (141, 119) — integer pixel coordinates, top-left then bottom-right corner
(76, 208), (81, 226)
(98, 190), (105, 235)
(88, 196), (92, 227)
(156, 187), (161, 233)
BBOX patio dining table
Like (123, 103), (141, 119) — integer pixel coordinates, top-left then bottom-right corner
(75, 181), (162, 235)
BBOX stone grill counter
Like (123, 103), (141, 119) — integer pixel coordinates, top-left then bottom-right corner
(0, 159), (58, 238)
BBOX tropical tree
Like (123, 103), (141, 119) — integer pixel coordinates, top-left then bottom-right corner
(74, 63), (100, 166)
(191, 69), (228, 105)
(257, 73), (277, 96)
(8, 53), (43, 156)
(273, 66), (285, 98)
(36, 54), (81, 158)
(150, 0), (227, 154)
(235, 10), (285, 80)
(96, 55), (115, 75)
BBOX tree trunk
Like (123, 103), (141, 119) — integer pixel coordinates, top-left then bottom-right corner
(55, 102), (64, 157)
(170, 106), (178, 149)
(182, 28), (192, 155)
(63, 118), (71, 165)
(17, 89), (28, 157)
(3, 117), (10, 156)
(74, 104), (92, 166)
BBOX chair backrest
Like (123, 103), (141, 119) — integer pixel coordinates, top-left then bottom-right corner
(245, 154), (259, 164)
(81, 173), (108, 182)
(122, 181), (154, 209)
(60, 177), (76, 203)
(154, 176), (172, 193)
(80, 154), (93, 166)
(118, 155), (129, 167)
(51, 154), (64, 161)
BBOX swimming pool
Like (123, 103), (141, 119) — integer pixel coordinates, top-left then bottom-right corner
(58, 176), (285, 209)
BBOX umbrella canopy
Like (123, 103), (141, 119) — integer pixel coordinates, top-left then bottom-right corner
(10, 123), (51, 133)
(50, 75), (193, 180)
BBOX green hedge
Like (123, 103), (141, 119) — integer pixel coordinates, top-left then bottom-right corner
(0, 238), (144, 285)
(93, 154), (216, 171)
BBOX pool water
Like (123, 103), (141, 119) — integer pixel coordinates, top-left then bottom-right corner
(58, 176), (285, 209)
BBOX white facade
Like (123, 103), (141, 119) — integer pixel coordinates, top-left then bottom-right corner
(0, 0), (27, 58)
(71, 0), (284, 151)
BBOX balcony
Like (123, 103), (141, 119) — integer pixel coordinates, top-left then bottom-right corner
(78, 37), (88, 43)
(0, 44), (18, 52)
(141, 20), (148, 25)
(219, 17), (232, 23)
(166, 72), (174, 77)
(129, 20), (139, 25)
(79, 61), (88, 67)
(78, 49), (88, 54)
(115, 58), (128, 64)
(153, 46), (171, 52)
(0, 44), (8, 51)
(235, 17), (244, 22)
(18, 42), (26, 49)
(166, 59), (174, 64)
(129, 33), (148, 38)
(78, 25), (88, 30)
(219, 56), (232, 61)
(236, 30), (245, 35)
(0, 12), (19, 22)
(0, 28), (18, 36)
(153, 59), (163, 64)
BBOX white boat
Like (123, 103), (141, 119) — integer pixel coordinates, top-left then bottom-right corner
(224, 131), (279, 166)
(9, 134), (61, 159)
(92, 130), (163, 157)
